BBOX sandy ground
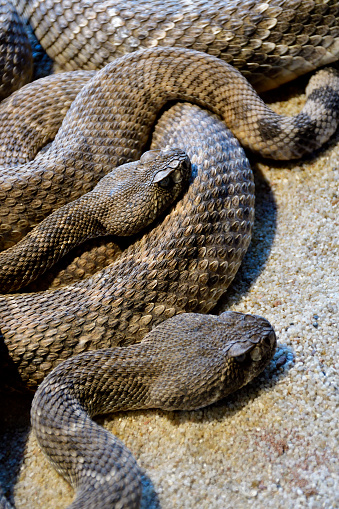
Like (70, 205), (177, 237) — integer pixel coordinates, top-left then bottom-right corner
(0, 78), (338, 509)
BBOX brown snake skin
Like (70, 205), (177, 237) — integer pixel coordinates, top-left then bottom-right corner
(0, 148), (191, 292)
(10, 0), (339, 93)
(31, 312), (276, 509)
(1, 2), (339, 508)
(1, 49), (339, 253)
(1, 47), (339, 386)
(0, 95), (268, 509)
(0, 60), (260, 388)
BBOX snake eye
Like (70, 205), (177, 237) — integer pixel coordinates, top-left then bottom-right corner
(157, 176), (174, 189)
(234, 354), (246, 363)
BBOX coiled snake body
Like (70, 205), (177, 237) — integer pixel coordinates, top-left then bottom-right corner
(5, 0), (339, 95)
(1, 2), (339, 508)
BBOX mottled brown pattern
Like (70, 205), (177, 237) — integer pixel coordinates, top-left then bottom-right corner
(0, 71), (94, 167)
(31, 312), (276, 508)
(0, 99), (256, 388)
(1, 48), (339, 255)
(1, 48), (338, 389)
(0, 3), (339, 508)
(0, 148), (191, 292)
(12, 0), (339, 92)
(0, 101), (261, 509)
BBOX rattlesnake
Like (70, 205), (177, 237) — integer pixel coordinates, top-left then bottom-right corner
(32, 311), (276, 509)
(2, 47), (339, 383)
(4, 0), (339, 96)
(0, 148), (191, 292)
(1, 2), (339, 508)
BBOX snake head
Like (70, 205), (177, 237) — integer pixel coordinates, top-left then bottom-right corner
(143, 312), (276, 411)
(94, 147), (191, 236)
(217, 311), (277, 390)
(147, 148), (192, 211)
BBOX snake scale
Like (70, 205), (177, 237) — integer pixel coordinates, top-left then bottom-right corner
(1, 1), (339, 508)
(5, 0), (339, 95)
(0, 147), (192, 292)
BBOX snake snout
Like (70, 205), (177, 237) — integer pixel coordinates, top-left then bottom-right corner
(231, 317), (276, 377)
(249, 329), (275, 361)
(152, 148), (191, 186)
(254, 326), (277, 359)
(255, 327), (276, 363)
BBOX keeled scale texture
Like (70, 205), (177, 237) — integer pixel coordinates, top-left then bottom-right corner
(25, 236), (124, 291)
(2, 105), (338, 507)
(1, 48), (339, 254)
(0, 149), (191, 292)
(0, 5), (335, 507)
(0, 101), (255, 389)
(31, 312), (276, 509)
(0, 70), (94, 167)
(13, 0), (339, 91)
(0, 0), (32, 99)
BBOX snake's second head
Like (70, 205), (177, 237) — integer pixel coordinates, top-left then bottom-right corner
(217, 311), (277, 391)
(144, 312), (277, 412)
(94, 148), (191, 236)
